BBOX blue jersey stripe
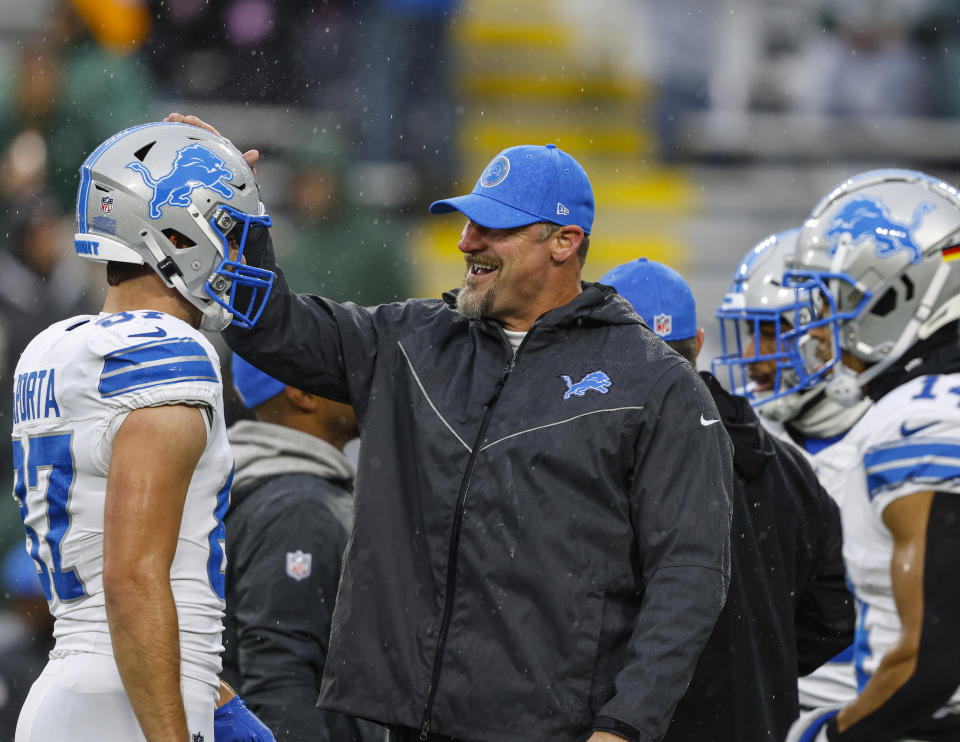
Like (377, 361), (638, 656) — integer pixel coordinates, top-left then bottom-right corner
(865, 441), (960, 469)
(854, 599), (872, 692)
(866, 462), (960, 499)
(103, 338), (211, 372)
(828, 644), (855, 664)
(99, 359), (218, 397)
(100, 375), (219, 399)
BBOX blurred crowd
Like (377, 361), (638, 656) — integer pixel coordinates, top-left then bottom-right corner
(602, 0), (960, 159)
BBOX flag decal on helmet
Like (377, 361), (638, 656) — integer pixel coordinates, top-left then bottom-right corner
(942, 245), (960, 262)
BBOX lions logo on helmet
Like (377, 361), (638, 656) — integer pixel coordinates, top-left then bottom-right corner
(74, 122), (275, 331)
(126, 143), (236, 219)
(824, 195), (933, 264)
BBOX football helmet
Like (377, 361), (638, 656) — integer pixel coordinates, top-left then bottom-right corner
(783, 169), (960, 405)
(712, 229), (819, 420)
(74, 121), (274, 330)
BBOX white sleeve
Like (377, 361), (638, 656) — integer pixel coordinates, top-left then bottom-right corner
(859, 388), (960, 517)
(87, 313), (222, 473)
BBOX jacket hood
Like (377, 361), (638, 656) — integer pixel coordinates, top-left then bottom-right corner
(442, 281), (643, 331)
(701, 371), (775, 481)
(227, 419), (356, 493)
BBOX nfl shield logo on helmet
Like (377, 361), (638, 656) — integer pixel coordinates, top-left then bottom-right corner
(100, 196), (114, 214)
(286, 550), (312, 581)
(654, 313), (672, 336)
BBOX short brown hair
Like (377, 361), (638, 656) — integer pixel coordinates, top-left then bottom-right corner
(667, 337), (698, 365)
(539, 222), (590, 265)
(106, 261), (152, 286)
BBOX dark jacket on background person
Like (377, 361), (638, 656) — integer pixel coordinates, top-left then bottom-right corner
(663, 373), (854, 742)
(225, 266), (735, 742)
(221, 420), (381, 742)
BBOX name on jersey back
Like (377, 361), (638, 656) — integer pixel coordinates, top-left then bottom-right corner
(13, 367), (61, 425)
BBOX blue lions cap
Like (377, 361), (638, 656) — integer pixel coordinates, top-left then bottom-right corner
(429, 144), (594, 234)
(598, 258), (697, 341)
(231, 354), (287, 409)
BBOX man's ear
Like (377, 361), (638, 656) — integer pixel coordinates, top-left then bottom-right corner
(695, 327), (706, 359)
(283, 386), (318, 412)
(548, 225), (584, 264)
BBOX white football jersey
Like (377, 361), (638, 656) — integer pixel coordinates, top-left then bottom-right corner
(813, 373), (960, 715)
(10, 310), (233, 689)
(796, 432), (859, 708)
(757, 408), (861, 707)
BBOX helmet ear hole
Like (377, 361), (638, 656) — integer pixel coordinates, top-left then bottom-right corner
(901, 275), (914, 301)
(161, 229), (196, 249)
(870, 287), (897, 318)
(132, 141), (155, 161)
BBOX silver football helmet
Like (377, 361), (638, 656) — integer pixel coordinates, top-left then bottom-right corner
(784, 169), (960, 405)
(713, 229), (871, 437)
(74, 121), (274, 330)
(713, 229), (817, 419)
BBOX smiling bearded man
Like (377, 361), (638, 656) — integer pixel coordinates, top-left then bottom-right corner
(212, 129), (735, 742)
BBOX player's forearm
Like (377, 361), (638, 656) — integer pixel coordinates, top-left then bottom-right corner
(106, 572), (188, 741)
(831, 493), (960, 740)
(836, 643), (916, 731)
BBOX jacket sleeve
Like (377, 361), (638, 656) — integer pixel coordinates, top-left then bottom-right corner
(222, 231), (381, 408)
(794, 466), (855, 676)
(229, 483), (349, 742)
(594, 361), (734, 742)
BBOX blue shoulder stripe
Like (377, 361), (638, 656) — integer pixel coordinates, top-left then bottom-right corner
(865, 441), (960, 499)
(99, 337), (217, 398)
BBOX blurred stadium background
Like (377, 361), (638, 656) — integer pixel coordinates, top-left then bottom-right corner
(1, 0), (960, 694)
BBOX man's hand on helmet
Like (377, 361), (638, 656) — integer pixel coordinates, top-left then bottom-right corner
(163, 112), (260, 172)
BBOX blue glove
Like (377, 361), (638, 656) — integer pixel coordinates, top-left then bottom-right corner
(785, 707), (840, 742)
(214, 695), (276, 742)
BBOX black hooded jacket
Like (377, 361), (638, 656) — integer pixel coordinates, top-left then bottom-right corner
(225, 259), (735, 742)
(220, 420), (382, 742)
(663, 373), (854, 742)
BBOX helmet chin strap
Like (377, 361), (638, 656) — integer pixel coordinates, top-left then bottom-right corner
(826, 259), (952, 407)
(199, 306), (231, 332)
(791, 390), (872, 437)
(825, 364), (866, 406)
(138, 229), (231, 331)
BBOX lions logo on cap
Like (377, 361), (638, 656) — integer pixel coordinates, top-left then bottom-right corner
(480, 155), (510, 188)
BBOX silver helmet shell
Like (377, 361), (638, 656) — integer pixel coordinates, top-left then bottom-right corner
(75, 121), (274, 330)
(787, 169), (960, 404)
(713, 229), (816, 419)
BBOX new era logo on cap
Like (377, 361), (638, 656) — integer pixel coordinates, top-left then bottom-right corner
(429, 143), (594, 234)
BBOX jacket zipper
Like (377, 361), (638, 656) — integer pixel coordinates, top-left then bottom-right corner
(418, 332), (529, 739)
